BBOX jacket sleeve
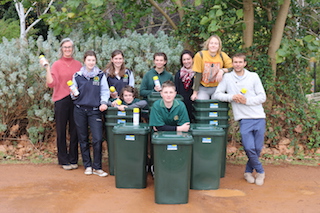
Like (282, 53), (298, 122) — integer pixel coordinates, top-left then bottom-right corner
(128, 100), (148, 108)
(245, 73), (266, 106)
(100, 74), (110, 105)
(139, 72), (153, 98)
(128, 70), (135, 87)
(214, 74), (233, 102)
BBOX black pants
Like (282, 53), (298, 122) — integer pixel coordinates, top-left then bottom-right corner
(54, 96), (78, 165)
(74, 106), (103, 170)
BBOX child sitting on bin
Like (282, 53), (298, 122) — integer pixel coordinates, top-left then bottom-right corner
(109, 85), (147, 111)
(149, 80), (190, 132)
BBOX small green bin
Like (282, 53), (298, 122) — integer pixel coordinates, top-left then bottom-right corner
(193, 106), (229, 117)
(189, 124), (225, 190)
(193, 99), (229, 109)
(105, 107), (134, 116)
(152, 131), (194, 204)
(105, 114), (133, 176)
(220, 125), (229, 178)
(105, 114), (133, 124)
(113, 123), (150, 188)
(193, 115), (229, 126)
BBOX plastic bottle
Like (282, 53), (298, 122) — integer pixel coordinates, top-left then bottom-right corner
(39, 55), (49, 67)
(67, 80), (79, 96)
(133, 108), (140, 126)
(153, 76), (161, 89)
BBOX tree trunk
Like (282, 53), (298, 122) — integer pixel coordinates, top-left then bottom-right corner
(14, 0), (54, 40)
(147, 0), (178, 30)
(267, 0), (291, 77)
(243, 0), (254, 52)
(173, 0), (184, 20)
(14, 1), (26, 40)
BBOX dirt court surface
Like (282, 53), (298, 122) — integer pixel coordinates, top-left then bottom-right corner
(0, 163), (319, 213)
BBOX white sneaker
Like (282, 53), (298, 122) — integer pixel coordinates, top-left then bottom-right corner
(84, 167), (93, 175)
(62, 165), (72, 170)
(70, 164), (78, 169)
(244, 172), (255, 184)
(255, 172), (265, 186)
(93, 169), (108, 177)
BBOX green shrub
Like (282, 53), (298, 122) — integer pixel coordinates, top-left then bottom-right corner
(0, 30), (183, 143)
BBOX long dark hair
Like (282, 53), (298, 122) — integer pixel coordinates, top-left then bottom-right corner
(103, 50), (127, 78)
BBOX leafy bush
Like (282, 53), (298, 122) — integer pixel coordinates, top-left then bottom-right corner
(0, 30), (183, 143)
(0, 18), (20, 40)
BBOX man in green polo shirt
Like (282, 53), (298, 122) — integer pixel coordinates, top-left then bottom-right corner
(149, 81), (190, 132)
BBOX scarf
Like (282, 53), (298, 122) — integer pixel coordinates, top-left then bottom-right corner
(180, 66), (195, 90)
(81, 66), (100, 79)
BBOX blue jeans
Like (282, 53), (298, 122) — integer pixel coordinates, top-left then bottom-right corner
(74, 106), (103, 170)
(240, 119), (266, 174)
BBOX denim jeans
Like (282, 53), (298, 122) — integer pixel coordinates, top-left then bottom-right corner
(240, 119), (266, 174)
(74, 106), (103, 170)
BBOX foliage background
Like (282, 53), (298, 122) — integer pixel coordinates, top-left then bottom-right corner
(0, 0), (319, 158)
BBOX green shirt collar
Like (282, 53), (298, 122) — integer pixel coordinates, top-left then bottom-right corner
(159, 99), (180, 109)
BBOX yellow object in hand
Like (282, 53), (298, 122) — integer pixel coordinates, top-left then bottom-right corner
(240, 88), (247, 94)
(110, 86), (116, 93)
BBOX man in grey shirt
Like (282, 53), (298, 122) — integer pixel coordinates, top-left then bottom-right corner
(215, 53), (266, 186)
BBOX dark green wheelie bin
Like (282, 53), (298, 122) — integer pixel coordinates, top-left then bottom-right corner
(105, 108), (133, 176)
(189, 124), (225, 190)
(152, 131), (194, 204)
(112, 123), (150, 188)
(193, 99), (230, 178)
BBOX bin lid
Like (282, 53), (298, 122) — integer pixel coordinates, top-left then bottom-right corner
(105, 107), (134, 116)
(152, 131), (194, 145)
(193, 106), (229, 112)
(193, 99), (224, 103)
(193, 99), (229, 108)
(105, 114), (133, 119)
(193, 115), (229, 120)
(112, 123), (150, 135)
(190, 124), (225, 136)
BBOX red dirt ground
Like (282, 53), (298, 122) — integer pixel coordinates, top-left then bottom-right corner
(0, 163), (319, 213)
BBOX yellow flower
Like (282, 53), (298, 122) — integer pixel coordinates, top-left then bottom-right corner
(240, 88), (247, 94)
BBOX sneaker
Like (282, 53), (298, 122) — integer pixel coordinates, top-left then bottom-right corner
(62, 164), (72, 170)
(70, 164), (78, 169)
(84, 167), (93, 175)
(255, 172), (265, 186)
(244, 172), (255, 184)
(93, 169), (108, 177)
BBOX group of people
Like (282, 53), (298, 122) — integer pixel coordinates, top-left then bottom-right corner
(43, 34), (267, 186)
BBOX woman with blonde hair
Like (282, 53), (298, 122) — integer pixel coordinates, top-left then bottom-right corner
(191, 35), (232, 101)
